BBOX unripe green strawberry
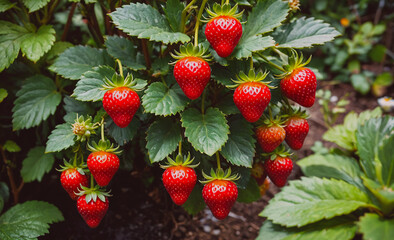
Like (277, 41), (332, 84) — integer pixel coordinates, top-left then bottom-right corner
(264, 156), (293, 187)
(163, 166), (197, 205)
(284, 116), (309, 150)
(256, 124), (286, 152)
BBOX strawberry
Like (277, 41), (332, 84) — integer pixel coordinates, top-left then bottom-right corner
(87, 140), (121, 187)
(172, 44), (211, 100)
(284, 116), (309, 150)
(161, 153), (198, 205)
(205, 3), (243, 58)
(102, 66), (144, 128)
(251, 162), (267, 185)
(232, 70), (272, 122)
(76, 186), (110, 228)
(61, 168), (88, 200)
(202, 168), (239, 220)
(264, 156), (293, 187)
(256, 124), (286, 152)
(258, 178), (270, 196)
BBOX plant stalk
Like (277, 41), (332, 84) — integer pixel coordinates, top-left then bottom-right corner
(194, 0), (208, 46)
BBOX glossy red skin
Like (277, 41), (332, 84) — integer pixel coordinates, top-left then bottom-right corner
(205, 16), (243, 58)
(280, 67), (316, 107)
(264, 156), (293, 187)
(233, 82), (271, 122)
(162, 166), (197, 205)
(256, 124), (286, 153)
(284, 117), (309, 150)
(87, 151), (120, 187)
(173, 56), (211, 100)
(77, 195), (109, 228)
(60, 169), (88, 200)
(202, 180), (238, 220)
(103, 87), (140, 128)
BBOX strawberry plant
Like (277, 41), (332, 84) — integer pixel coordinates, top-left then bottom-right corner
(258, 110), (394, 240)
(0, 0), (341, 235)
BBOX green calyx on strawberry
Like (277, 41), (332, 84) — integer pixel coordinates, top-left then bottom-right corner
(171, 43), (212, 100)
(282, 107), (309, 150)
(201, 168), (239, 220)
(71, 115), (99, 142)
(204, 3), (243, 58)
(76, 185), (111, 228)
(256, 116), (286, 153)
(263, 146), (293, 187)
(231, 69), (273, 123)
(102, 69), (144, 128)
(87, 139), (121, 187)
(58, 159), (89, 200)
(161, 152), (199, 206)
(277, 50), (316, 108)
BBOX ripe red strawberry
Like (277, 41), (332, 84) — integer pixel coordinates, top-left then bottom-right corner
(284, 116), (309, 150)
(280, 67), (316, 107)
(103, 86), (140, 128)
(203, 180), (238, 220)
(173, 56), (211, 100)
(76, 188), (110, 228)
(61, 168), (88, 200)
(256, 124), (286, 152)
(264, 156), (293, 187)
(205, 3), (243, 58)
(161, 152), (198, 205)
(233, 70), (271, 122)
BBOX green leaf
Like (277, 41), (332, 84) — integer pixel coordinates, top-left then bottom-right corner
(0, 200), (63, 240)
(221, 116), (255, 167)
(272, 17), (341, 48)
(49, 45), (114, 80)
(105, 35), (146, 70)
(12, 75), (61, 130)
(146, 118), (182, 163)
(107, 117), (141, 146)
(164, 0), (184, 32)
(358, 213), (394, 240)
(362, 178), (394, 215)
(351, 74), (370, 95)
(110, 3), (190, 44)
(0, 0), (16, 13)
(181, 108), (229, 156)
(22, 0), (50, 12)
(298, 154), (364, 189)
(45, 123), (75, 153)
(212, 60), (249, 87)
(21, 147), (55, 182)
(142, 82), (189, 116)
(0, 88), (7, 102)
(0, 21), (29, 72)
(233, 36), (275, 59)
(257, 218), (357, 240)
(20, 25), (55, 62)
(0, 182), (9, 204)
(237, 177), (260, 203)
(63, 96), (94, 115)
(182, 184), (205, 215)
(45, 41), (73, 63)
(72, 65), (115, 102)
(3, 140), (21, 152)
(379, 133), (394, 186)
(260, 177), (373, 227)
(357, 116), (394, 183)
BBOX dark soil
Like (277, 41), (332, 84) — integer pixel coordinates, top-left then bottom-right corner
(27, 82), (380, 240)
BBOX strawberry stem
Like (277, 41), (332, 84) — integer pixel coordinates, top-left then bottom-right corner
(225, 0), (229, 4)
(216, 152), (221, 170)
(90, 172), (94, 188)
(178, 141), (182, 155)
(257, 53), (286, 72)
(268, 106), (273, 121)
(249, 57), (254, 71)
(194, 0), (208, 46)
(201, 89), (206, 114)
(100, 118), (105, 142)
(73, 152), (78, 166)
(116, 59), (124, 79)
(180, 0), (197, 33)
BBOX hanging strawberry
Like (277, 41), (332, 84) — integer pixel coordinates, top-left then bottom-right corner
(263, 147), (293, 187)
(284, 108), (310, 150)
(58, 159), (89, 200)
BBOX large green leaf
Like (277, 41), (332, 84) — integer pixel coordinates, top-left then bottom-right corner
(105, 35), (146, 70)
(0, 0), (16, 13)
(146, 118), (182, 163)
(21, 147), (55, 182)
(109, 3), (190, 44)
(12, 75), (61, 130)
(272, 17), (341, 48)
(0, 201), (63, 240)
(49, 45), (113, 80)
(20, 25), (55, 62)
(164, 0), (184, 32)
(356, 116), (394, 182)
(45, 123), (75, 153)
(298, 154), (364, 189)
(107, 117), (141, 146)
(22, 0), (50, 12)
(257, 218), (357, 240)
(63, 96), (94, 115)
(379, 133), (394, 186)
(233, 36), (275, 59)
(221, 116), (255, 168)
(142, 82), (189, 116)
(182, 184), (205, 215)
(358, 213), (394, 240)
(237, 177), (260, 203)
(362, 178), (394, 215)
(72, 66), (115, 102)
(181, 108), (229, 156)
(260, 177), (374, 227)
